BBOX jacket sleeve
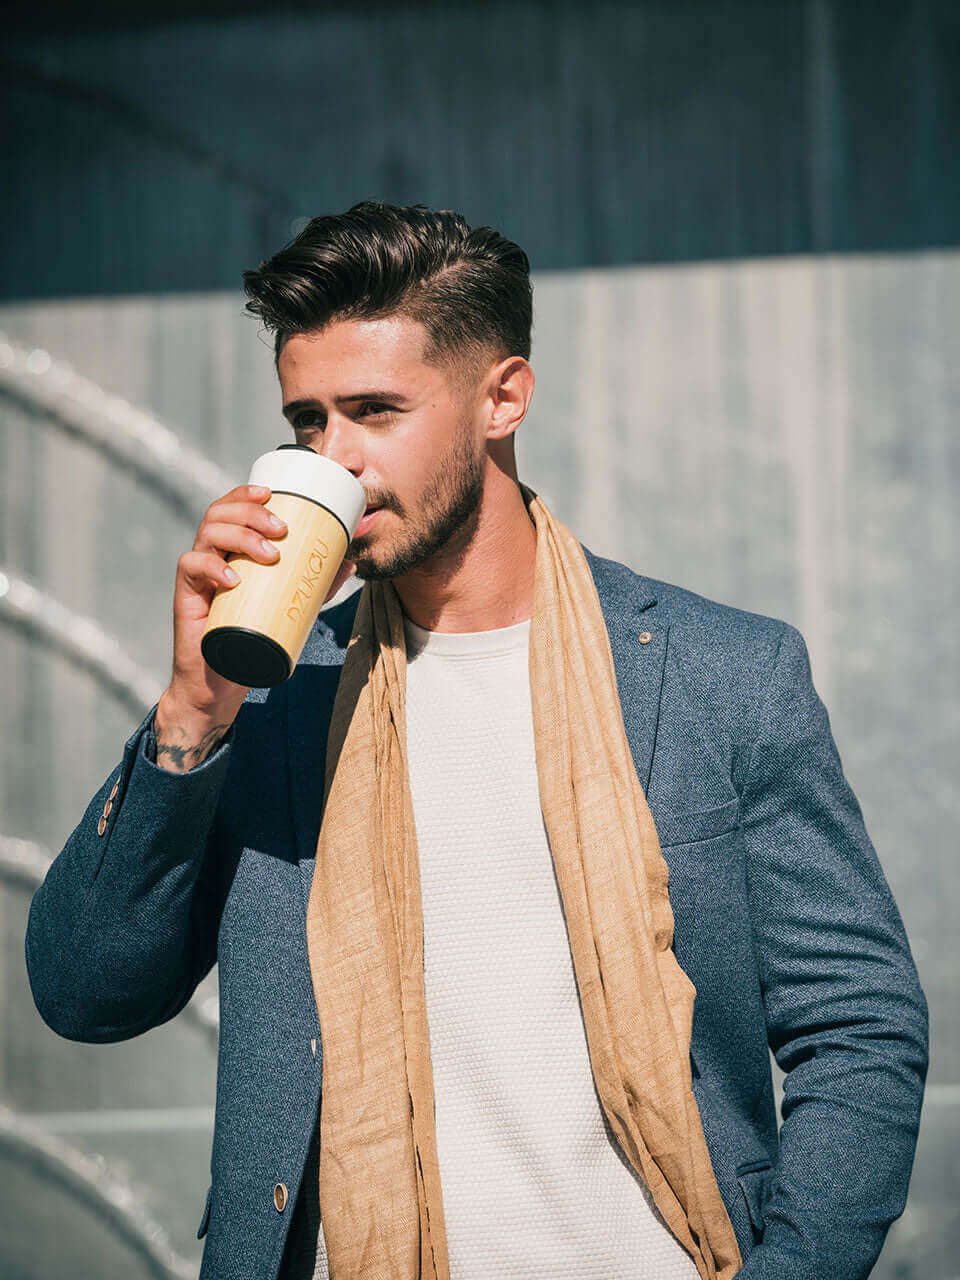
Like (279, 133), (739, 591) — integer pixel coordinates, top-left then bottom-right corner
(24, 702), (236, 1043)
(734, 624), (928, 1280)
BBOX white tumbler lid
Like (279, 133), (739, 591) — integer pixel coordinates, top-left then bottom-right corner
(248, 446), (367, 538)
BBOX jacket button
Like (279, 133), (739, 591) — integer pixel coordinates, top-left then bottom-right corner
(108, 781), (119, 802)
(638, 631), (652, 644)
(97, 816), (108, 837)
(273, 1182), (288, 1212)
(103, 799), (113, 818)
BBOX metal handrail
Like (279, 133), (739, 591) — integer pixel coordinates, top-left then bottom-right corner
(0, 569), (163, 715)
(0, 333), (234, 522)
(0, 1104), (197, 1280)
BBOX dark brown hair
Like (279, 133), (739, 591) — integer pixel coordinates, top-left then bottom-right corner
(242, 201), (533, 388)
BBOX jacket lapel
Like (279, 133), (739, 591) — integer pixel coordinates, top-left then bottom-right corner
(581, 544), (669, 795)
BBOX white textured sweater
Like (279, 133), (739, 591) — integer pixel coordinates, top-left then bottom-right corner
(279, 614), (698, 1280)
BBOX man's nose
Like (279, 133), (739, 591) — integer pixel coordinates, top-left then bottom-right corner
(313, 413), (364, 479)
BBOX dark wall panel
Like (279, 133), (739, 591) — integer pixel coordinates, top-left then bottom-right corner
(2, 0), (960, 300)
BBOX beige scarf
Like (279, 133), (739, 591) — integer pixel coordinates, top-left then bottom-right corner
(305, 484), (742, 1279)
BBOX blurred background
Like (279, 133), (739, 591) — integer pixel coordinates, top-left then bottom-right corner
(1, 0), (957, 1275)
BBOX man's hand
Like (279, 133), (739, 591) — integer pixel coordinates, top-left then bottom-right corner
(155, 483), (357, 772)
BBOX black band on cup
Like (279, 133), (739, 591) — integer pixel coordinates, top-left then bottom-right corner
(201, 626), (293, 688)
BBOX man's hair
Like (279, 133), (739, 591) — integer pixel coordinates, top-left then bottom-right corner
(242, 201), (533, 391)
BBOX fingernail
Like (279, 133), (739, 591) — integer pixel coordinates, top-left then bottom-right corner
(261, 538), (279, 556)
(250, 485), (270, 496)
(267, 514), (287, 531)
(224, 567), (240, 585)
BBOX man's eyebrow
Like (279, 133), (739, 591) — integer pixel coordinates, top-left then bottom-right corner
(282, 392), (410, 421)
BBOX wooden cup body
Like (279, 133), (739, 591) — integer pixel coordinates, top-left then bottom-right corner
(204, 492), (349, 669)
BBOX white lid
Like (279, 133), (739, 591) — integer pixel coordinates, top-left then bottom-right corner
(247, 447), (367, 537)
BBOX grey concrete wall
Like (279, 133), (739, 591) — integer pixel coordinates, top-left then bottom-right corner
(1, 250), (956, 1275)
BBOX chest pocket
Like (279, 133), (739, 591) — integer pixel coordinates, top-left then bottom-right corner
(652, 797), (741, 849)
(643, 644), (742, 836)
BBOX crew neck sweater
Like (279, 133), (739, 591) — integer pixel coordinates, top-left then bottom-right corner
(279, 615), (698, 1279)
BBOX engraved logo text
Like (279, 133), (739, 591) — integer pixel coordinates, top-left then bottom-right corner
(286, 538), (330, 621)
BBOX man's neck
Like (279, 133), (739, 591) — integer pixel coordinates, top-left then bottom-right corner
(393, 476), (537, 633)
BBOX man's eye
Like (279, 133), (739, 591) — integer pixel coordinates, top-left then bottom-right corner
(293, 411), (324, 430)
(292, 404), (393, 429)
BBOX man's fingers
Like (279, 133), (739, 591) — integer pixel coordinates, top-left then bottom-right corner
(196, 501), (287, 549)
(177, 549), (244, 595)
(193, 521), (283, 564)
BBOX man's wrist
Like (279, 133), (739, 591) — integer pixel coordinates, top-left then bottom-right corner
(153, 688), (236, 774)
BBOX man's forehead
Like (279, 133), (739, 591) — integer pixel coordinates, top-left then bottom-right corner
(278, 315), (433, 387)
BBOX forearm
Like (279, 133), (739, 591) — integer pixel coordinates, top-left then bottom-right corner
(153, 686), (235, 773)
(25, 703), (234, 1041)
(735, 1065), (926, 1279)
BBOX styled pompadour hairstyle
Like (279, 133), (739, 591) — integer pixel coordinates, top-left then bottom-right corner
(241, 200), (533, 387)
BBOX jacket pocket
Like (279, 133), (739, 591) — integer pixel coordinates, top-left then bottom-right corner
(197, 1185), (213, 1239)
(653, 797), (741, 849)
(735, 1161), (772, 1241)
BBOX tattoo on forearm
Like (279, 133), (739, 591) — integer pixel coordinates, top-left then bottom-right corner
(156, 723), (231, 771)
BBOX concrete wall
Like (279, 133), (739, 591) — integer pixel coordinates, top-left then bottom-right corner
(2, 247), (956, 1274)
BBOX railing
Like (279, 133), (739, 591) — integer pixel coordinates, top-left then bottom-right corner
(0, 570), (164, 715)
(0, 1104), (198, 1280)
(0, 332), (233, 522)
(1, 347), (227, 1276)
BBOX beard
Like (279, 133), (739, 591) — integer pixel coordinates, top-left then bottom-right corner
(348, 425), (486, 582)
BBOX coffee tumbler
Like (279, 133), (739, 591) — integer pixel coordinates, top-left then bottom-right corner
(201, 444), (366, 686)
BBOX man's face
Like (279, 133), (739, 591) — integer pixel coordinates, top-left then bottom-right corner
(278, 315), (488, 582)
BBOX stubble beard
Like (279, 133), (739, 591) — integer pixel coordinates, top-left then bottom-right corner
(348, 426), (487, 583)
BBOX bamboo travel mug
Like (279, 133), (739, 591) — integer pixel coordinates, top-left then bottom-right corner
(201, 443), (367, 686)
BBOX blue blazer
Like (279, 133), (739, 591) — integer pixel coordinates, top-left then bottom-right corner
(26, 547), (928, 1280)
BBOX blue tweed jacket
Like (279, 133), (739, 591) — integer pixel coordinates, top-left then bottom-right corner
(26, 546), (928, 1280)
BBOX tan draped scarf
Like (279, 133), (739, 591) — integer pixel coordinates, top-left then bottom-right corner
(305, 483), (742, 1280)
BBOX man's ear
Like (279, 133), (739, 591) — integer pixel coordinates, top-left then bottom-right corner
(485, 357), (535, 443)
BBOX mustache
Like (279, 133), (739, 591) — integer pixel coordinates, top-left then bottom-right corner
(364, 494), (397, 512)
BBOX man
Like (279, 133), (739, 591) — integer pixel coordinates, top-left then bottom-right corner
(26, 202), (927, 1280)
